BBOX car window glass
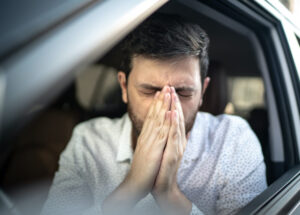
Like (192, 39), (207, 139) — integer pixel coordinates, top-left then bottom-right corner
(75, 64), (119, 111)
(278, 0), (300, 21)
(227, 77), (265, 118)
(1, 2), (287, 214)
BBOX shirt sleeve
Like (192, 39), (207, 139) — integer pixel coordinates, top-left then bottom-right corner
(215, 119), (268, 215)
(41, 125), (104, 215)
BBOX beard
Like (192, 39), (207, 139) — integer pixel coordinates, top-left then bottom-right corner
(127, 99), (144, 138)
(127, 97), (198, 140)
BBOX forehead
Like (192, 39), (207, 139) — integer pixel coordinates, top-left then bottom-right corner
(130, 56), (201, 88)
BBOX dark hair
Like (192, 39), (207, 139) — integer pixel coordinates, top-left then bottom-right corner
(120, 14), (210, 84)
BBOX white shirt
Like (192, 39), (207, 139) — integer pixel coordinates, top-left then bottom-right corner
(42, 112), (267, 215)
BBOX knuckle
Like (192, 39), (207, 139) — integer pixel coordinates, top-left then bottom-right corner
(168, 155), (178, 165)
(153, 125), (161, 134)
(156, 120), (163, 128)
(158, 130), (166, 140)
(172, 131), (179, 139)
(146, 114), (153, 122)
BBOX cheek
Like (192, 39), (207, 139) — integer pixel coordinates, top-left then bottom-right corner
(140, 99), (153, 120)
(128, 90), (153, 120)
(180, 98), (200, 118)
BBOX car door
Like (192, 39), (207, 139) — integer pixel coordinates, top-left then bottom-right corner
(0, 0), (299, 214)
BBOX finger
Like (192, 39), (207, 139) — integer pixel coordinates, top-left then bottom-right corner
(162, 91), (171, 111)
(152, 111), (171, 152)
(155, 111), (180, 186)
(155, 91), (171, 128)
(140, 93), (165, 146)
(153, 86), (170, 118)
(176, 94), (185, 138)
(151, 87), (170, 125)
(171, 88), (185, 136)
(173, 110), (183, 157)
(151, 86), (171, 133)
(171, 88), (187, 155)
(165, 110), (180, 158)
(142, 87), (171, 144)
(170, 87), (176, 112)
(140, 91), (160, 136)
(170, 110), (185, 172)
(175, 95), (187, 152)
(144, 91), (160, 123)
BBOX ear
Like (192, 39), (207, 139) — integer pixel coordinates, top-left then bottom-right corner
(199, 77), (210, 107)
(118, 71), (128, 104)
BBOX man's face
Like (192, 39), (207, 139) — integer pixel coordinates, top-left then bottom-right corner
(119, 56), (207, 137)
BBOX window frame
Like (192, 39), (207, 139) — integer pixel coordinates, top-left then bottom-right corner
(193, 0), (300, 212)
(1, 0), (300, 213)
(0, 0), (167, 145)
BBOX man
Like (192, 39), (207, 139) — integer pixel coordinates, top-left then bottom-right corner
(42, 14), (267, 215)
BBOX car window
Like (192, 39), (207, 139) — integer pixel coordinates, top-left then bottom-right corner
(75, 64), (119, 111)
(278, 0), (300, 21)
(227, 77), (265, 118)
(1, 0), (300, 214)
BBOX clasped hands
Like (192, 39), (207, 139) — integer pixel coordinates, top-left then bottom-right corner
(103, 86), (192, 215)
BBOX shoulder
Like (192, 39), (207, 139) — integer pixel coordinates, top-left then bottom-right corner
(73, 115), (125, 140)
(196, 112), (250, 132)
(194, 112), (252, 145)
(61, 114), (128, 163)
(196, 112), (262, 158)
(198, 112), (264, 173)
(73, 115), (125, 139)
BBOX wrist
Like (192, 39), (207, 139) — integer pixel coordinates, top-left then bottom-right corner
(121, 175), (146, 203)
(153, 185), (192, 215)
(102, 177), (144, 215)
(152, 182), (177, 199)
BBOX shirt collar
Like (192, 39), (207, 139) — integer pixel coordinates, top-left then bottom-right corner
(116, 113), (133, 163)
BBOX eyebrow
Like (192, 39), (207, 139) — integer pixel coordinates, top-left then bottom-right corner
(137, 84), (196, 92)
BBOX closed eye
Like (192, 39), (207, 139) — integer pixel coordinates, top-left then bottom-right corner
(141, 91), (193, 98)
(178, 94), (192, 98)
(177, 91), (193, 98)
(141, 90), (157, 96)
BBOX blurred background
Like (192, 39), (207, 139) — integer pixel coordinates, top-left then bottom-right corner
(279, 0), (300, 21)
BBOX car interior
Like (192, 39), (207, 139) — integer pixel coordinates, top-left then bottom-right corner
(0, 0), (296, 214)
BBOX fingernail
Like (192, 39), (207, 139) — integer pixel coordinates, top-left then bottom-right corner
(162, 86), (167, 93)
(171, 87), (175, 93)
(166, 87), (170, 93)
(155, 91), (160, 99)
(164, 93), (170, 102)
